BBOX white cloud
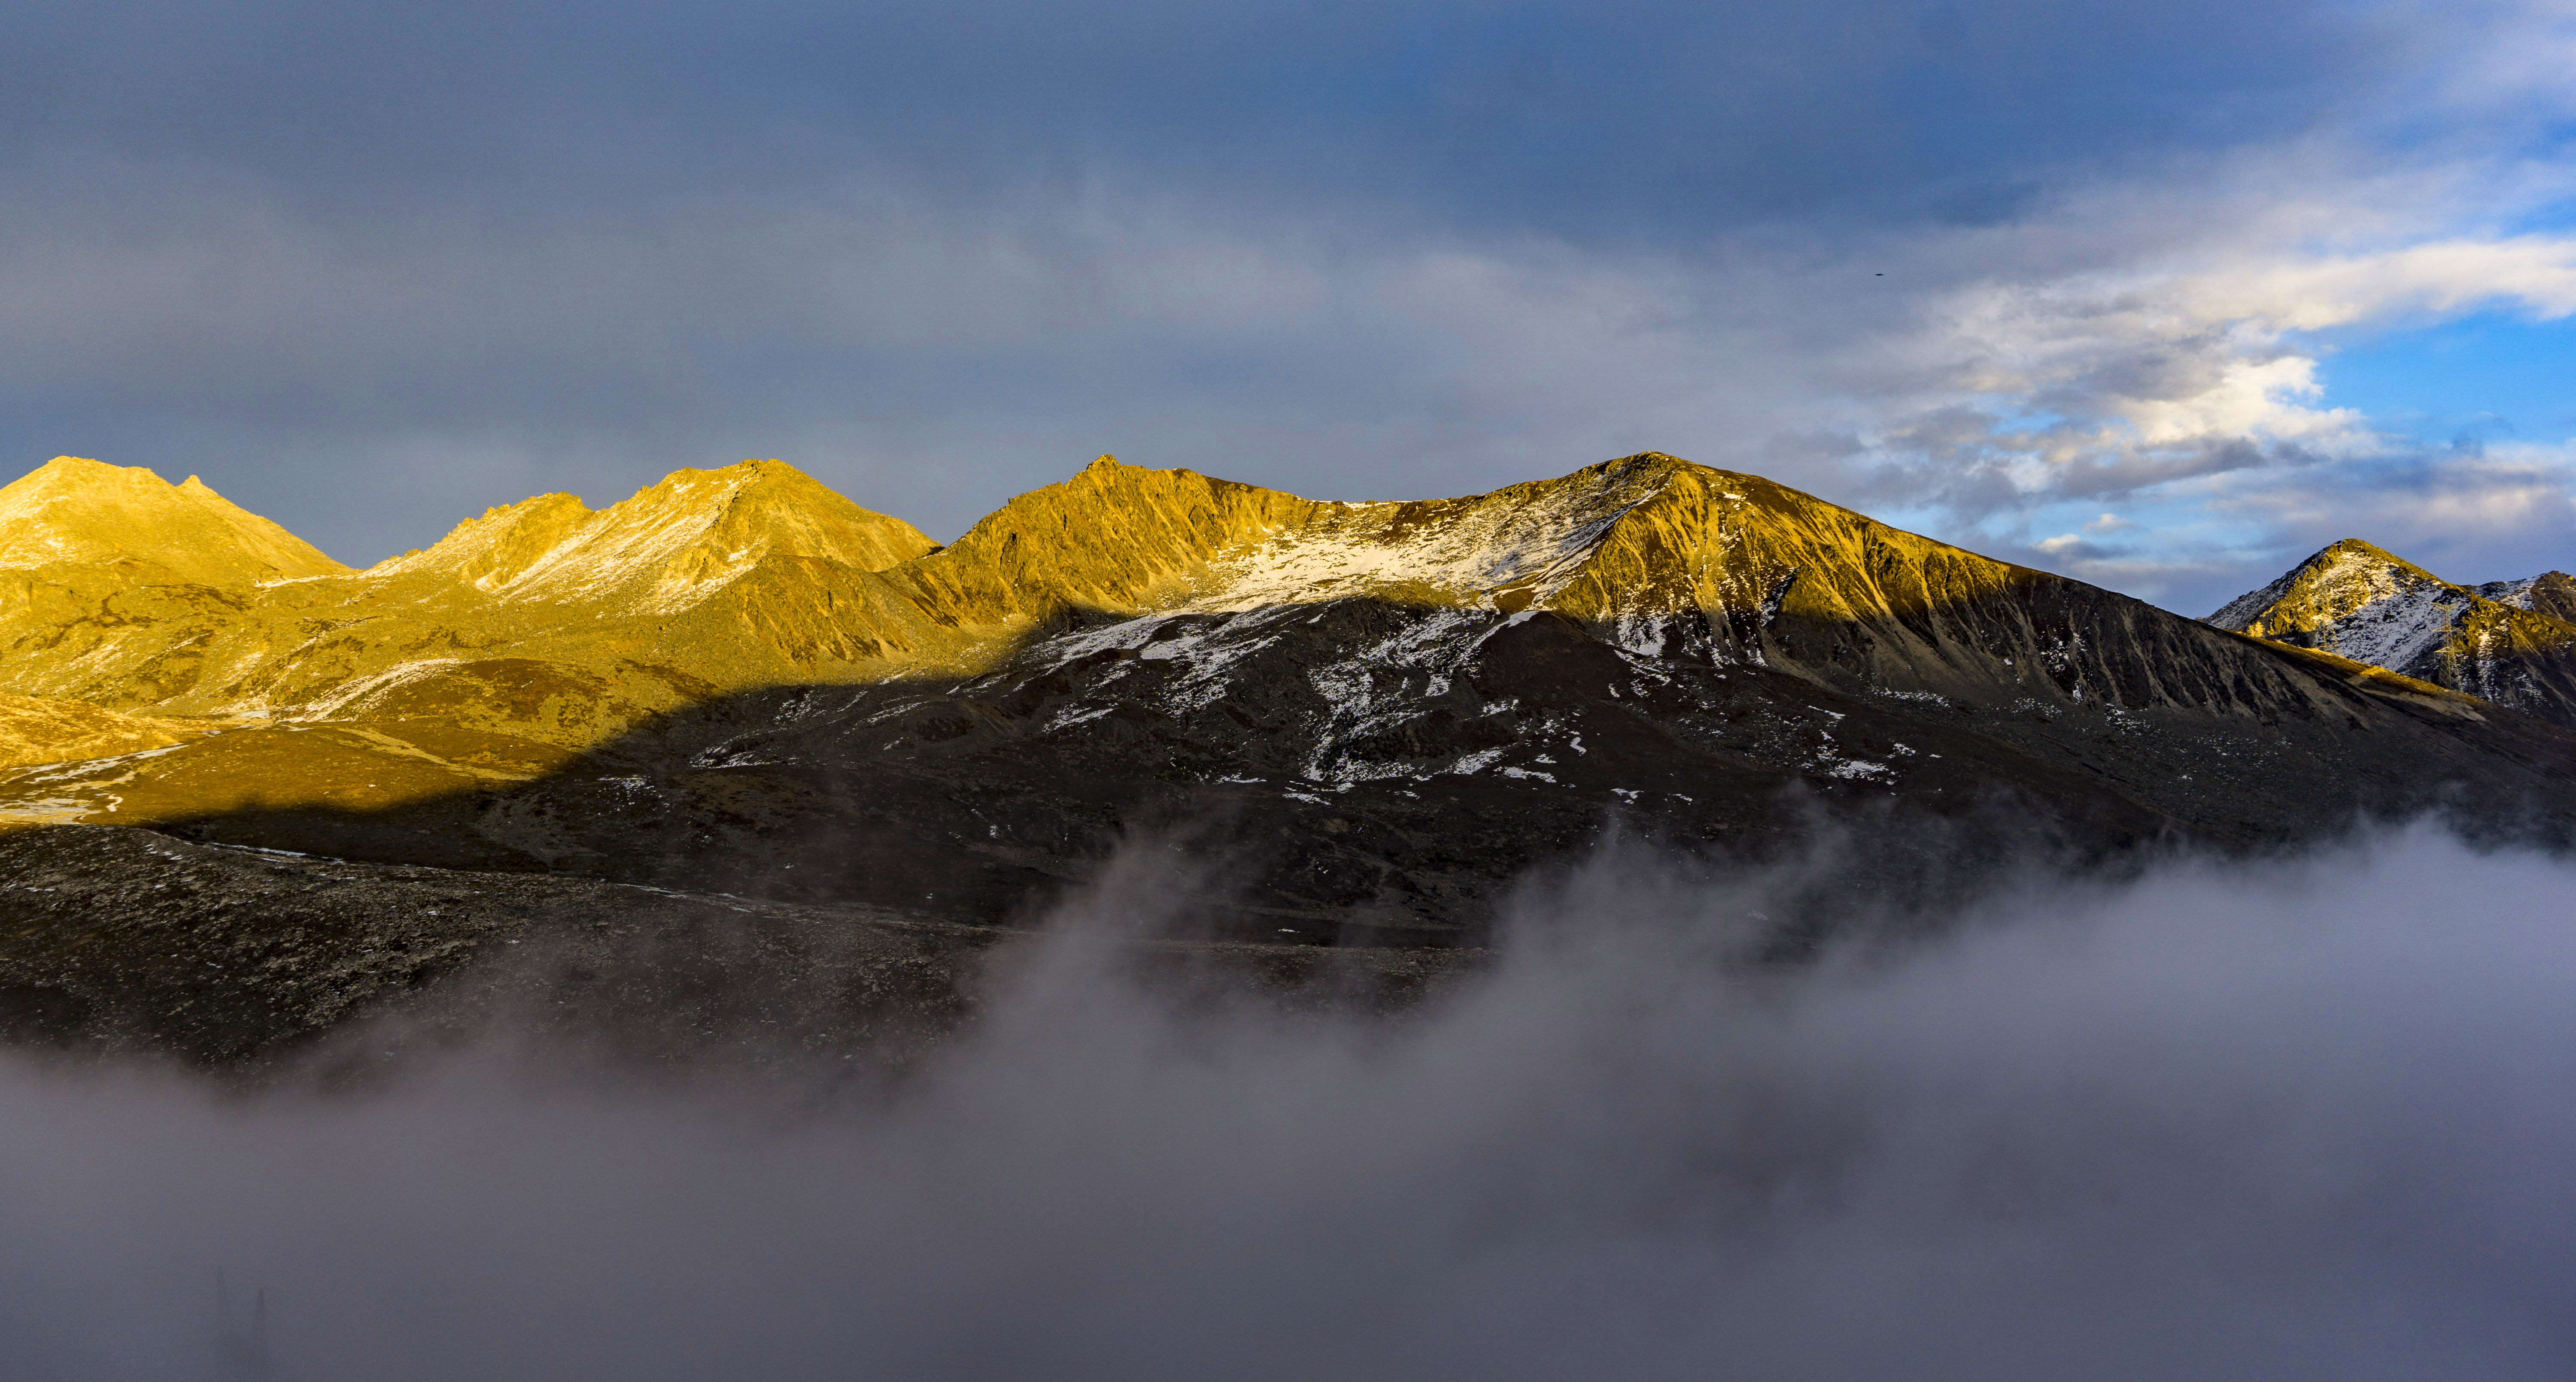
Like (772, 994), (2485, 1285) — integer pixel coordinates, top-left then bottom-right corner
(1814, 139), (2576, 608)
(1874, 233), (2576, 489)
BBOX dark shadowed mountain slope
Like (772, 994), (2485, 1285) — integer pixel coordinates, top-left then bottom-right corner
(131, 456), (2576, 946)
(165, 584), (2575, 947)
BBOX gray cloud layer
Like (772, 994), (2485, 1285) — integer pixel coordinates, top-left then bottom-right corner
(0, 1), (2568, 609)
(0, 1), (2386, 222)
(5, 825), (2575, 1379)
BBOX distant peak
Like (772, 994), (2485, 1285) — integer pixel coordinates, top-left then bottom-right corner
(1086, 454), (1121, 471)
(2315, 537), (2397, 562)
(431, 458), (935, 611)
(627, 458), (828, 502)
(2298, 539), (2455, 591)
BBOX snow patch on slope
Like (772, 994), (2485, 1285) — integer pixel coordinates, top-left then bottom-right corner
(1201, 471), (1667, 612)
(2296, 550), (2470, 673)
(2211, 544), (2471, 676)
(2478, 576), (2543, 610)
(2327, 582), (2471, 672)
(2206, 573), (2297, 631)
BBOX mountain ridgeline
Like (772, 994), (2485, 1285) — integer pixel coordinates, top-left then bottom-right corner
(2, 451), (2573, 1062)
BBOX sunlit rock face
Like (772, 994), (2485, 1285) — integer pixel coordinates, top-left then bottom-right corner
(0, 459), (911, 831)
(375, 461), (939, 611)
(2210, 540), (2576, 727)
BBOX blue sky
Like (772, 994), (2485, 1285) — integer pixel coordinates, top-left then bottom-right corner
(2319, 313), (2576, 447)
(0, 0), (2570, 613)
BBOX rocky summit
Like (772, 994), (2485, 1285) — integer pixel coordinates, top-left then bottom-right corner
(4, 451), (2574, 1065)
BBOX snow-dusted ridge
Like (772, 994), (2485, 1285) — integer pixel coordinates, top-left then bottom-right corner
(1200, 468), (1671, 612)
(2210, 539), (2576, 723)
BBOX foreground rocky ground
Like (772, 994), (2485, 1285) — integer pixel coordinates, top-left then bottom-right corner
(0, 824), (1474, 1072)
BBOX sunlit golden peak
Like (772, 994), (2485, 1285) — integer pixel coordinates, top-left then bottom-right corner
(0, 454), (345, 585)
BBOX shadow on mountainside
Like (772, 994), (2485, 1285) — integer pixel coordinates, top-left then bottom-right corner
(9, 588), (2576, 1067)
(133, 590), (2576, 933)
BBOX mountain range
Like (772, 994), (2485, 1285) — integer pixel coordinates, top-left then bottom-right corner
(2, 451), (2571, 1064)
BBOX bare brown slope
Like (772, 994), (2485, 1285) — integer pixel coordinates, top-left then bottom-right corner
(115, 585), (2576, 955)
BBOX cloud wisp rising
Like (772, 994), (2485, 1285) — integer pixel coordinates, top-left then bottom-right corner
(5, 824), (2574, 1380)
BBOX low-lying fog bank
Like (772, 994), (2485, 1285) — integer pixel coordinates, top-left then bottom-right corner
(5, 824), (2573, 1381)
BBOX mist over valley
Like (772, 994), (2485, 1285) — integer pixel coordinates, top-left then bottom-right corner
(7, 824), (2576, 1380)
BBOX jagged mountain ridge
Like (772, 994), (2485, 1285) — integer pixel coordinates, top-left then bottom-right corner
(0, 448), (2515, 802)
(2209, 539), (2576, 726)
(368, 461), (939, 608)
(0, 451), (2559, 895)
